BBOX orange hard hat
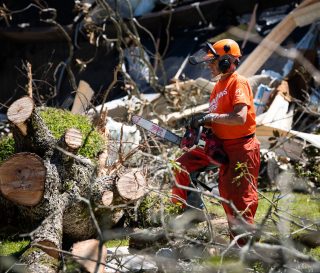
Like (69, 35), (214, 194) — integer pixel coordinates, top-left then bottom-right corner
(208, 39), (242, 59)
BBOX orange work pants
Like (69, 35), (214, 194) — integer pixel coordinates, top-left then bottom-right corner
(172, 136), (260, 245)
(172, 147), (213, 206)
(219, 136), (260, 245)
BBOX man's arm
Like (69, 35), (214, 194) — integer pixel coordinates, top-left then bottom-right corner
(199, 103), (248, 127)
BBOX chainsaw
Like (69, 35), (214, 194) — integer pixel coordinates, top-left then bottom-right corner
(131, 115), (228, 167)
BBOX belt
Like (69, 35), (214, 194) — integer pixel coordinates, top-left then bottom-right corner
(242, 133), (255, 139)
(222, 133), (255, 142)
(221, 133), (255, 142)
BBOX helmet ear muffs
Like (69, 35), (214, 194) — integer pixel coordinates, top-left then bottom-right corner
(218, 55), (231, 73)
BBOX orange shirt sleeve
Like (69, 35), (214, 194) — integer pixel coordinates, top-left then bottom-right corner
(229, 78), (252, 106)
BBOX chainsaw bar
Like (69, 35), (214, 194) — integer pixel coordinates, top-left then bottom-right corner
(132, 115), (182, 146)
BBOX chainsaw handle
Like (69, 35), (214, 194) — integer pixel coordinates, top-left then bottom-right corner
(194, 126), (203, 145)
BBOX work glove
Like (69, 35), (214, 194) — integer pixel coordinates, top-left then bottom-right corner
(189, 113), (206, 128)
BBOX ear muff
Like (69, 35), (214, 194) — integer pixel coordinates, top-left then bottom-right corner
(218, 55), (231, 73)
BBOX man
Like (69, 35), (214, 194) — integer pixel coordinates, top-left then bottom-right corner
(172, 39), (260, 246)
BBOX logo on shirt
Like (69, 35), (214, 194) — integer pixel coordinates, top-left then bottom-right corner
(209, 88), (227, 112)
(235, 89), (244, 96)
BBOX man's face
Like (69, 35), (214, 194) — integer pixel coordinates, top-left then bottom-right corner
(207, 59), (220, 77)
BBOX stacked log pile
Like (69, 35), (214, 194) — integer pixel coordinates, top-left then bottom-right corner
(0, 96), (147, 272)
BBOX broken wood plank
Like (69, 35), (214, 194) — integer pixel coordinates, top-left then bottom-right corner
(256, 92), (320, 148)
(154, 103), (209, 126)
(237, 0), (320, 77)
(256, 123), (320, 149)
(71, 80), (94, 114)
(256, 93), (294, 131)
(194, 77), (215, 92)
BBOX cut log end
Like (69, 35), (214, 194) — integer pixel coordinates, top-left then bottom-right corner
(102, 190), (114, 206)
(64, 128), (83, 150)
(0, 152), (46, 206)
(35, 240), (60, 259)
(7, 96), (34, 127)
(116, 170), (146, 201)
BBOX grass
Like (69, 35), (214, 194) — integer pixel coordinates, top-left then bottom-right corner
(203, 197), (225, 218)
(205, 191), (320, 230)
(205, 256), (244, 271)
(309, 246), (320, 260)
(105, 238), (129, 248)
(255, 191), (320, 231)
(202, 190), (320, 271)
(204, 191), (320, 260)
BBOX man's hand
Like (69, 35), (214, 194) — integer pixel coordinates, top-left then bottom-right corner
(189, 113), (206, 128)
(197, 113), (219, 126)
(189, 116), (200, 128)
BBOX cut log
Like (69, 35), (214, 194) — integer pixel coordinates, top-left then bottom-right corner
(0, 153), (46, 206)
(31, 191), (75, 259)
(116, 170), (146, 202)
(64, 128), (83, 151)
(7, 99), (56, 157)
(72, 239), (107, 273)
(7, 96), (34, 136)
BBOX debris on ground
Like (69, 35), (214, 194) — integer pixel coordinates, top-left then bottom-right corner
(0, 1), (320, 273)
